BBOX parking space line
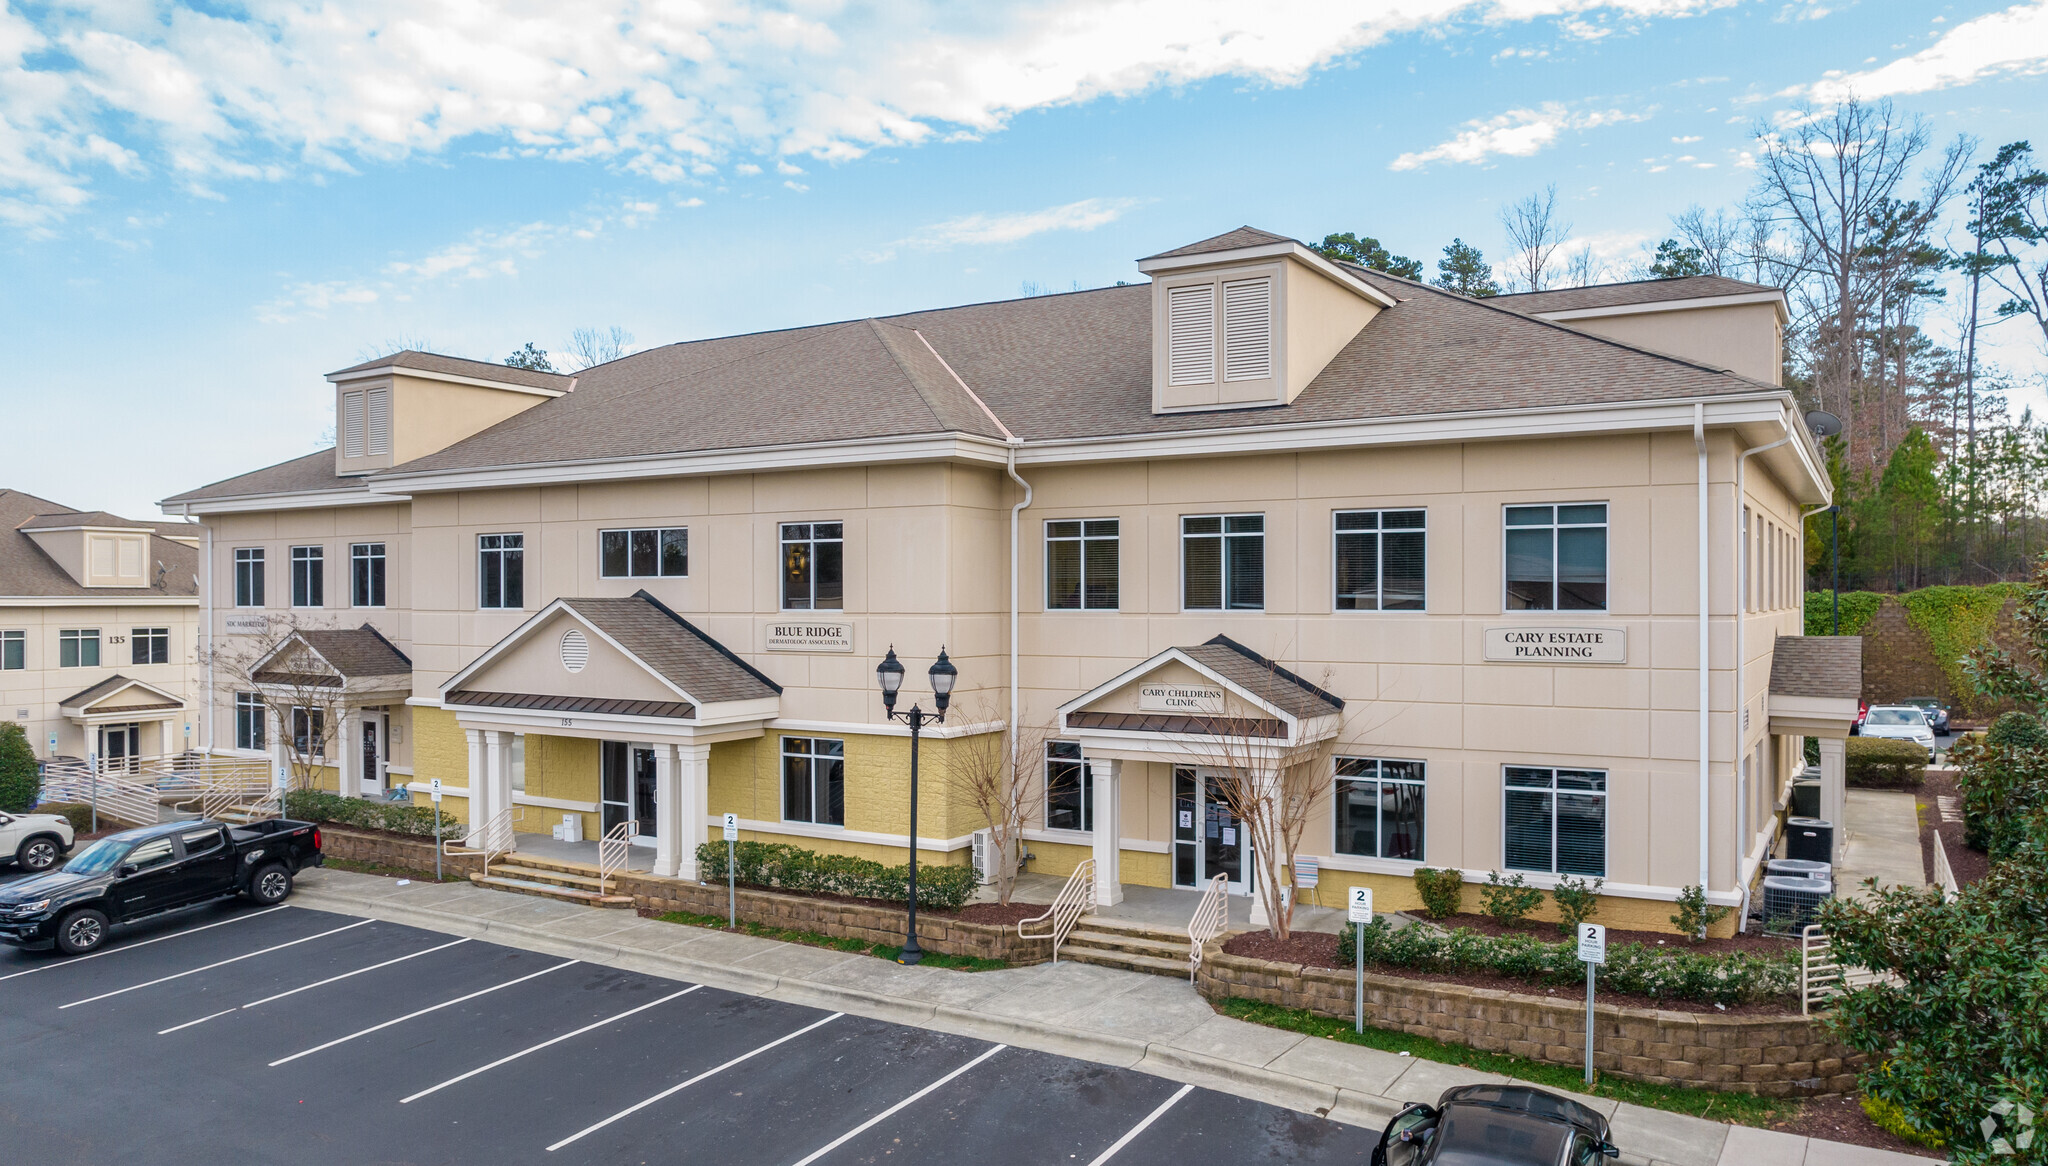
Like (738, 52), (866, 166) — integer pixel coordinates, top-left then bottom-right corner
(0, 907), (289, 983)
(546, 1011), (845, 1152)
(156, 936), (475, 1035)
(269, 959), (579, 1067)
(401, 984), (701, 1104)
(785, 1043), (1008, 1166)
(59, 919), (374, 1009)
(1083, 1084), (1194, 1166)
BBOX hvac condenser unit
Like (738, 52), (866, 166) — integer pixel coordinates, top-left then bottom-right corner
(970, 829), (1019, 885)
(1761, 875), (1832, 934)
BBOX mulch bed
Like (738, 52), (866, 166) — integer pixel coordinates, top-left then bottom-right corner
(1219, 929), (1797, 1016)
(708, 879), (1047, 924)
(1917, 768), (1990, 888)
(954, 901), (1052, 926)
(1430, 912), (1795, 955)
(1771, 1093), (1941, 1159)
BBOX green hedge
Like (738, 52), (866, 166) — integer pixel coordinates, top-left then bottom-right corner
(30, 802), (95, 836)
(283, 789), (460, 837)
(1336, 919), (1799, 1007)
(1846, 737), (1929, 788)
(1805, 590), (1884, 637)
(694, 840), (980, 912)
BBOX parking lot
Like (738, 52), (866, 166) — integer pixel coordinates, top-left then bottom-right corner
(1, 901), (1375, 1165)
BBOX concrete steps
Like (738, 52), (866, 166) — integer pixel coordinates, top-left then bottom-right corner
(1055, 918), (1194, 978)
(470, 857), (634, 909)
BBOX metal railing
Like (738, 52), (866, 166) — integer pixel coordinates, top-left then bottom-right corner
(1018, 858), (1095, 963)
(598, 819), (637, 895)
(445, 807), (522, 877)
(1800, 923), (1898, 1014)
(1187, 873), (1229, 983)
(39, 760), (160, 828)
(142, 754), (273, 796)
(1931, 832), (1960, 901)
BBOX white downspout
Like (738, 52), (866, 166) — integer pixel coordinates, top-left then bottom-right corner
(1006, 446), (1032, 774)
(1694, 404), (1711, 896)
(202, 520), (215, 755)
(1733, 430), (1793, 932)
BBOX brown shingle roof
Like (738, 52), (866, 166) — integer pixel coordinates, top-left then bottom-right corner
(0, 489), (198, 600)
(296, 626), (412, 679)
(564, 592), (781, 704)
(59, 675), (184, 710)
(1065, 710), (1287, 738)
(1182, 635), (1344, 718)
(444, 690), (697, 720)
(16, 510), (151, 531)
(1769, 636), (1863, 700)
(1490, 275), (1780, 315)
(328, 349), (576, 392)
(1141, 226), (1296, 260)
(164, 448), (367, 505)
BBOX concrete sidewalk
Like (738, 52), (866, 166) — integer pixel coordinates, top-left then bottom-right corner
(289, 868), (1932, 1166)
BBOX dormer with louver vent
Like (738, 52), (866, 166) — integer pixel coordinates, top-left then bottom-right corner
(329, 351), (575, 476)
(1139, 227), (1396, 414)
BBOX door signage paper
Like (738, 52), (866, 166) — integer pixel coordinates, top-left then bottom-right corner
(764, 621), (853, 653)
(1485, 627), (1626, 664)
(1137, 683), (1225, 714)
(1178, 810), (1193, 830)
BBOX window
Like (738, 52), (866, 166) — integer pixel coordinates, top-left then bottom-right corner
(289, 706), (325, 757)
(290, 545), (324, 608)
(59, 629), (100, 668)
(235, 692), (266, 751)
(510, 735), (526, 794)
(124, 836), (177, 873)
(1503, 504), (1607, 611)
(1167, 284), (1217, 385)
(351, 543), (386, 608)
(1334, 509), (1426, 612)
(601, 527), (688, 578)
(1045, 741), (1092, 831)
(1503, 766), (1607, 877)
(1, 630), (21, 671)
(131, 627), (169, 665)
(234, 548), (265, 607)
(781, 736), (844, 826)
(179, 827), (225, 859)
(1333, 758), (1426, 861)
(1045, 519), (1119, 610)
(1742, 507), (1753, 612)
(1222, 277), (1272, 381)
(1183, 514), (1264, 611)
(780, 522), (843, 611)
(478, 534), (524, 610)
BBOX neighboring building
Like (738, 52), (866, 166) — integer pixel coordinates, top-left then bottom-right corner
(165, 227), (1854, 932)
(0, 490), (202, 765)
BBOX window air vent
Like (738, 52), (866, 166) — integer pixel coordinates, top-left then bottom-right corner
(560, 628), (589, 673)
(1167, 285), (1216, 386)
(366, 387), (392, 456)
(342, 392), (366, 458)
(1223, 277), (1272, 381)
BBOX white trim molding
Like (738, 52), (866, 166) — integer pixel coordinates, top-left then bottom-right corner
(329, 364), (572, 397)
(1531, 289), (1789, 325)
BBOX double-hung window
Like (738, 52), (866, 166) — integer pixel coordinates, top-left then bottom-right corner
(781, 736), (845, 826)
(1045, 741), (1092, 831)
(1, 630), (22, 670)
(1333, 758), (1426, 861)
(1504, 504), (1607, 611)
(131, 627), (169, 665)
(1045, 519), (1118, 610)
(234, 548), (265, 607)
(1183, 514), (1264, 611)
(478, 534), (524, 610)
(235, 692), (266, 751)
(1334, 509), (1426, 611)
(290, 706), (325, 757)
(601, 527), (688, 578)
(59, 629), (99, 668)
(290, 545), (324, 608)
(1503, 766), (1607, 877)
(780, 523), (843, 611)
(351, 543), (386, 608)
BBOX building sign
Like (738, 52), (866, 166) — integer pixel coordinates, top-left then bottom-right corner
(1484, 627), (1626, 664)
(223, 614), (270, 636)
(1138, 682), (1225, 714)
(764, 621), (854, 653)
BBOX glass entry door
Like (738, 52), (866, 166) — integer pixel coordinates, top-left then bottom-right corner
(99, 723), (140, 772)
(359, 712), (385, 795)
(632, 747), (658, 847)
(603, 741), (660, 847)
(1171, 767), (1252, 895)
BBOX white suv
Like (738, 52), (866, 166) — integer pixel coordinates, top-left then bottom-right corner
(1859, 705), (1938, 759)
(0, 811), (75, 873)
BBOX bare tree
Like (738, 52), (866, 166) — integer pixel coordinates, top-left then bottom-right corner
(202, 617), (347, 793)
(354, 333), (439, 362)
(1191, 715), (1343, 941)
(944, 700), (1054, 905)
(1559, 244), (1601, 288)
(1499, 184), (1573, 293)
(565, 326), (636, 371)
(1670, 204), (1744, 275)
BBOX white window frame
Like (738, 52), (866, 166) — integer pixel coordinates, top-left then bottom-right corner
(290, 545), (324, 609)
(130, 627), (170, 666)
(779, 522), (844, 612)
(1332, 508), (1428, 614)
(0, 629), (22, 671)
(599, 527), (690, 579)
(234, 547), (264, 608)
(235, 692), (266, 751)
(351, 542), (387, 609)
(780, 736), (845, 826)
(1501, 765), (1608, 878)
(58, 628), (100, 669)
(290, 706), (326, 758)
(1044, 518), (1119, 612)
(1044, 741), (1092, 833)
(1181, 513), (1265, 612)
(1332, 757), (1427, 863)
(478, 533), (525, 611)
(1500, 502), (1609, 613)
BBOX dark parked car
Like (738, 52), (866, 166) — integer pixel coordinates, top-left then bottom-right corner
(1373, 1084), (1619, 1166)
(0, 818), (322, 955)
(1901, 697), (1950, 735)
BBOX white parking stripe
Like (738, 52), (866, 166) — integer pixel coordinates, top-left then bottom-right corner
(269, 959), (578, 1067)
(155, 936), (474, 1035)
(546, 1011), (844, 1152)
(59, 919), (374, 1008)
(401, 984), (701, 1104)
(785, 1043), (1008, 1166)
(0, 906), (288, 982)
(1083, 1084), (1193, 1166)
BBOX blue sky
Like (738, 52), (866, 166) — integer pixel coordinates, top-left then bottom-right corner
(5, 0), (2047, 519)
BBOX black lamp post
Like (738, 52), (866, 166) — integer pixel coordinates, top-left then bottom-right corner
(876, 645), (956, 965)
(1830, 505), (1841, 635)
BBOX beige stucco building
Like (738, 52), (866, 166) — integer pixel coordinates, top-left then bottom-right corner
(165, 228), (1858, 933)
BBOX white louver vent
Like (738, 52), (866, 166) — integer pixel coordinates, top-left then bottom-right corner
(1222, 277), (1272, 382)
(560, 628), (589, 673)
(365, 387), (392, 456)
(342, 391), (367, 458)
(1167, 285), (1217, 386)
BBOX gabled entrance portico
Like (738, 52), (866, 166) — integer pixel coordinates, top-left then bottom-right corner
(247, 625), (412, 796)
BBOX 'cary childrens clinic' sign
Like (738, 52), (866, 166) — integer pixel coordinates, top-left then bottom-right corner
(1137, 683), (1226, 714)
(1484, 627), (1626, 664)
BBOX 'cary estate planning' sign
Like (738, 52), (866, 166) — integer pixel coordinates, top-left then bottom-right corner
(764, 622), (854, 652)
(1484, 627), (1627, 664)
(1138, 683), (1226, 714)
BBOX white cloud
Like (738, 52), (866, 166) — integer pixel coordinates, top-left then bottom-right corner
(1389, 103), (1650, 170)
(1795, 2), (2048, 103)
(3, 0), (1741, 228)
(904, 197), (1146, 249)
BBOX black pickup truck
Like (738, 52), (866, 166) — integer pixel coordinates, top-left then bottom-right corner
(0, 818), (323, 955)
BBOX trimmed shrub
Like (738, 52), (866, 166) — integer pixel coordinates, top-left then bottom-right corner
(1669, 884), (1730, 941)
(1335, 917), (1798, 1006)
(283, 789), (459, 837)
(31, 802), (94, 836)
(1845, 736), (1929, 788)
(1411, 867), (1464, 920)
(695, 840), (980, 912)
(1549, 875), (1602, 936)
(1860, 1093), (1946, 1151)
(1955, 712), (2048, 859)
(0, 722), (38, 813)
(1478, 870), (1542, 929)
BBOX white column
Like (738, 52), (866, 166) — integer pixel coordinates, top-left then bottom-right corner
(653, 743), (680, 878)
(337, 708), (362, 798)
(464, 728), (491, 837)
(1091, 758), (1123, 907)
(1817, 735), (1847, 866)
(674, 743), (711, 881)
(485, 731), (517, 852)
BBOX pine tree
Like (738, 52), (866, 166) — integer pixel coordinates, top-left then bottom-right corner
(1648, 239), (1709, 278)
(1432, 239), (1500, 297)
(1311, 232), (1423, 279)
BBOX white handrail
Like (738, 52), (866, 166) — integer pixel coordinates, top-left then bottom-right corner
(1018, 858), (1095, 963)
(1187, 873), (1229, 983)
(1800, 923), (1896, 1014)
(40, 761), (159, 828)
(1931, 832), (1960, 901)
(598, 819), (637, 894)
(445, 807), (521, 876)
